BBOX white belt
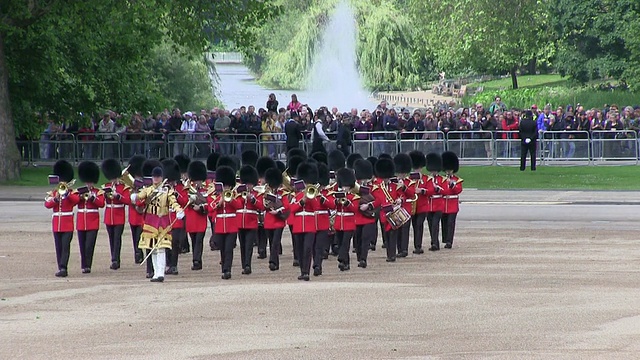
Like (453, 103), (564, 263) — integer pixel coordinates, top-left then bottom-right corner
(405, 199), (417, 203)
(52, 212), (74, 217)
(295, 211), (315, 216)
(431, 195), (443, 199)
(237, 209), (258, 215)
(335, 212), (354, 216)
(314, 210), (329, 215)
(216, 213), (236, 218)
(105, 204), (125, 208)
(77, 209), (99, 213)
(444, 195), (459, 199)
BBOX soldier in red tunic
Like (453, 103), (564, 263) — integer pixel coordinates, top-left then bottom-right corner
(393, 153), (416, 258)
(174, 154), (191, 254)
(209, 166), (242, 280)
(424, 153), (445, 251)
(236, 165), (265, 275)
(372, 158), (408, 262)
(311, 163), (335, 276)
(327, 150), (345, 257)
(76, 161), (105, 274)
(262, 168), (290, 271)
(161, 159), (186, 275)
(255, 156), (277, 259)
(206, 152), (221, 251)
(101, 158), (130, 270)
(353, 159), (379, 268)
(185, 160), (209, 271)
(284, 155), (306, 267)
(44, 160), (80, 277)
(126, 155), (146, 264)
(333, 168), (359, 272)
(441, 151), (463, 249)
(408, 151), (428, 254)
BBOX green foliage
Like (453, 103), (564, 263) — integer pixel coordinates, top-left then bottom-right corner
(468, 75), (570, 92)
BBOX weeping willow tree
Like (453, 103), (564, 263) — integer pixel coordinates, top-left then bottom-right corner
(244, 0), (433, 90)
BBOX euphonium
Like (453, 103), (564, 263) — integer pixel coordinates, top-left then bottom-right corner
(304, 184), (319, 199)
(120, 165), (135, 189)
(281, 169), (293, 193)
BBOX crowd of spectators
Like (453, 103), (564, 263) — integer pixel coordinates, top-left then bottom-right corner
(20, 94), (640, 163)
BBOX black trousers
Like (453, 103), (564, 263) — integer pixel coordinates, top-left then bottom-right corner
(53, 231), (73, 270)
(313, 230), (329, 270)
(426, 211), (442, 249)
(238, 229), (257, 269)
(190, 232), (205, 265)
(355, 223), (376, 262)
(520, 140), (537, 171)
(397, 221), (410, 254)
(215, 233), (237, 273)
(385, 228), (398, 259)
(373, 219), (385, 247)
(177, 225), (189, 252)
(290, 225), (298, 261)
(170, 228), (181, 268)
(106, 224), (124, 264)
(257, 226), (268, 257)
(298, 232), (316, 275)
(209, 218), (217, 250)
(267, 228), (284, 267)
(78, 230), (98, 270)
(336, 230), (354, 265)
(130, 224), (143, 262)
(145, 249), (154, 275)
(441, 213), (458, 245)
(411, 213), (427, 250)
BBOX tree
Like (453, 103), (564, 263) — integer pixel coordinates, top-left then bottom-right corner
(0, 0), (278, 181)
(409, 0), (549, 89)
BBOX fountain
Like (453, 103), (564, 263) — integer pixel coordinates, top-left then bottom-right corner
(306, 0), (375, 112)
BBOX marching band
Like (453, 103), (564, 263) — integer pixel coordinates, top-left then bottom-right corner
(44, 148), (463, 282)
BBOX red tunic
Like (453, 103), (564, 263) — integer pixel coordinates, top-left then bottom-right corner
(424, 174), (445, 213)
(208, 195), (242, 234)
(289, 193), (322, 234)
(372, 180), (407, 232)
(127, 182), (145, 226)
(413, 174), (430, 214)
(314, 188), (335, 231)
(330, 193), (358, 231)
(170, 183), (188, 229)
(44, 191), (80, 232)
(76, 188), (105, 231)
(104, 182), (129, 226)
(400, 178), (416, 215)
(237, 191), (266, 230)
(262, 190), (290, 230)
(442, 175), (463, 214)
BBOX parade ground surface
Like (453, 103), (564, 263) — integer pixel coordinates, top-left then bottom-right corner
(1, 188), (639, 359)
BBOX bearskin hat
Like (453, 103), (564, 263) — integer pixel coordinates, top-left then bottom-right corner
(162, 159), (182, 182)
(216, 155), (237, 172)
(127, 155), (146, 178)
(216, 166), (236, 187)
(374, 158), (395, 179)
(264, 168), (283, 189)
(207, 152), (221, 171)
(328, 150), (346, 171)
(354, 159), (374, 180)
(441, 151), (460, 173)
(393, 153), (413, 174)
(101, 158), (121, 181)
(275, 160), (286, 173)
(311, 151), (328, 165)
(287, 155), (306, 177)
(366, 156), (377, 170)
(241, 150), (259, 168)
(174, 154), (191, 174)
(239, 165), (259, 185)
(409, 150), (426, 170)
(317, 162), (330, 186)
(142, 159), (162, 177)
(296, 162), (319, 184)
(53, 160), (74, 183)
(379, 153), (392, 160)
(256, 156), (277, 178)
(187, 160), (207, 182)
(287, 148), (307, 160)
(426, 152), (443, 172)
(346, 153), (364, 169)
(78, 161), (100, 184)
(337, 167), (356, 188)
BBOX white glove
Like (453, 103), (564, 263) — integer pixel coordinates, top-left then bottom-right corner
(176, 211), (185, 220)
(130, 193), (137, 203)
(525, 138), (531, 144)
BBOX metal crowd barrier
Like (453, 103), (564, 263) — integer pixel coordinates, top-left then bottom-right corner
(166, 132), (213, 160)
(539, 131), (591, 164)
(352, 131), (399, 158)
(445, 131), (493, 164)
(590, 130), (638, 164)
(211, 133), (259, 158)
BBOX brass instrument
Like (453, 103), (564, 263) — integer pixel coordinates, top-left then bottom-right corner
(304, 184), (319, 199)
(120, 165), (135, 189)
(222, 189), (234, 202)
(281, 169), (294, 194)
(253, 185), (267, 195)
(46, 179), (76, 201)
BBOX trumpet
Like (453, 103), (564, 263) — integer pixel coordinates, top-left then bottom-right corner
(222, 189), (234, 202)
(46, 179), (76, 201)
(304, 184), (319, 200)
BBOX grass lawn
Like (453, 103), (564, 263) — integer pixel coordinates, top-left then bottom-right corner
(468, 74), (569, 91)
(5, 164), (640, 190)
